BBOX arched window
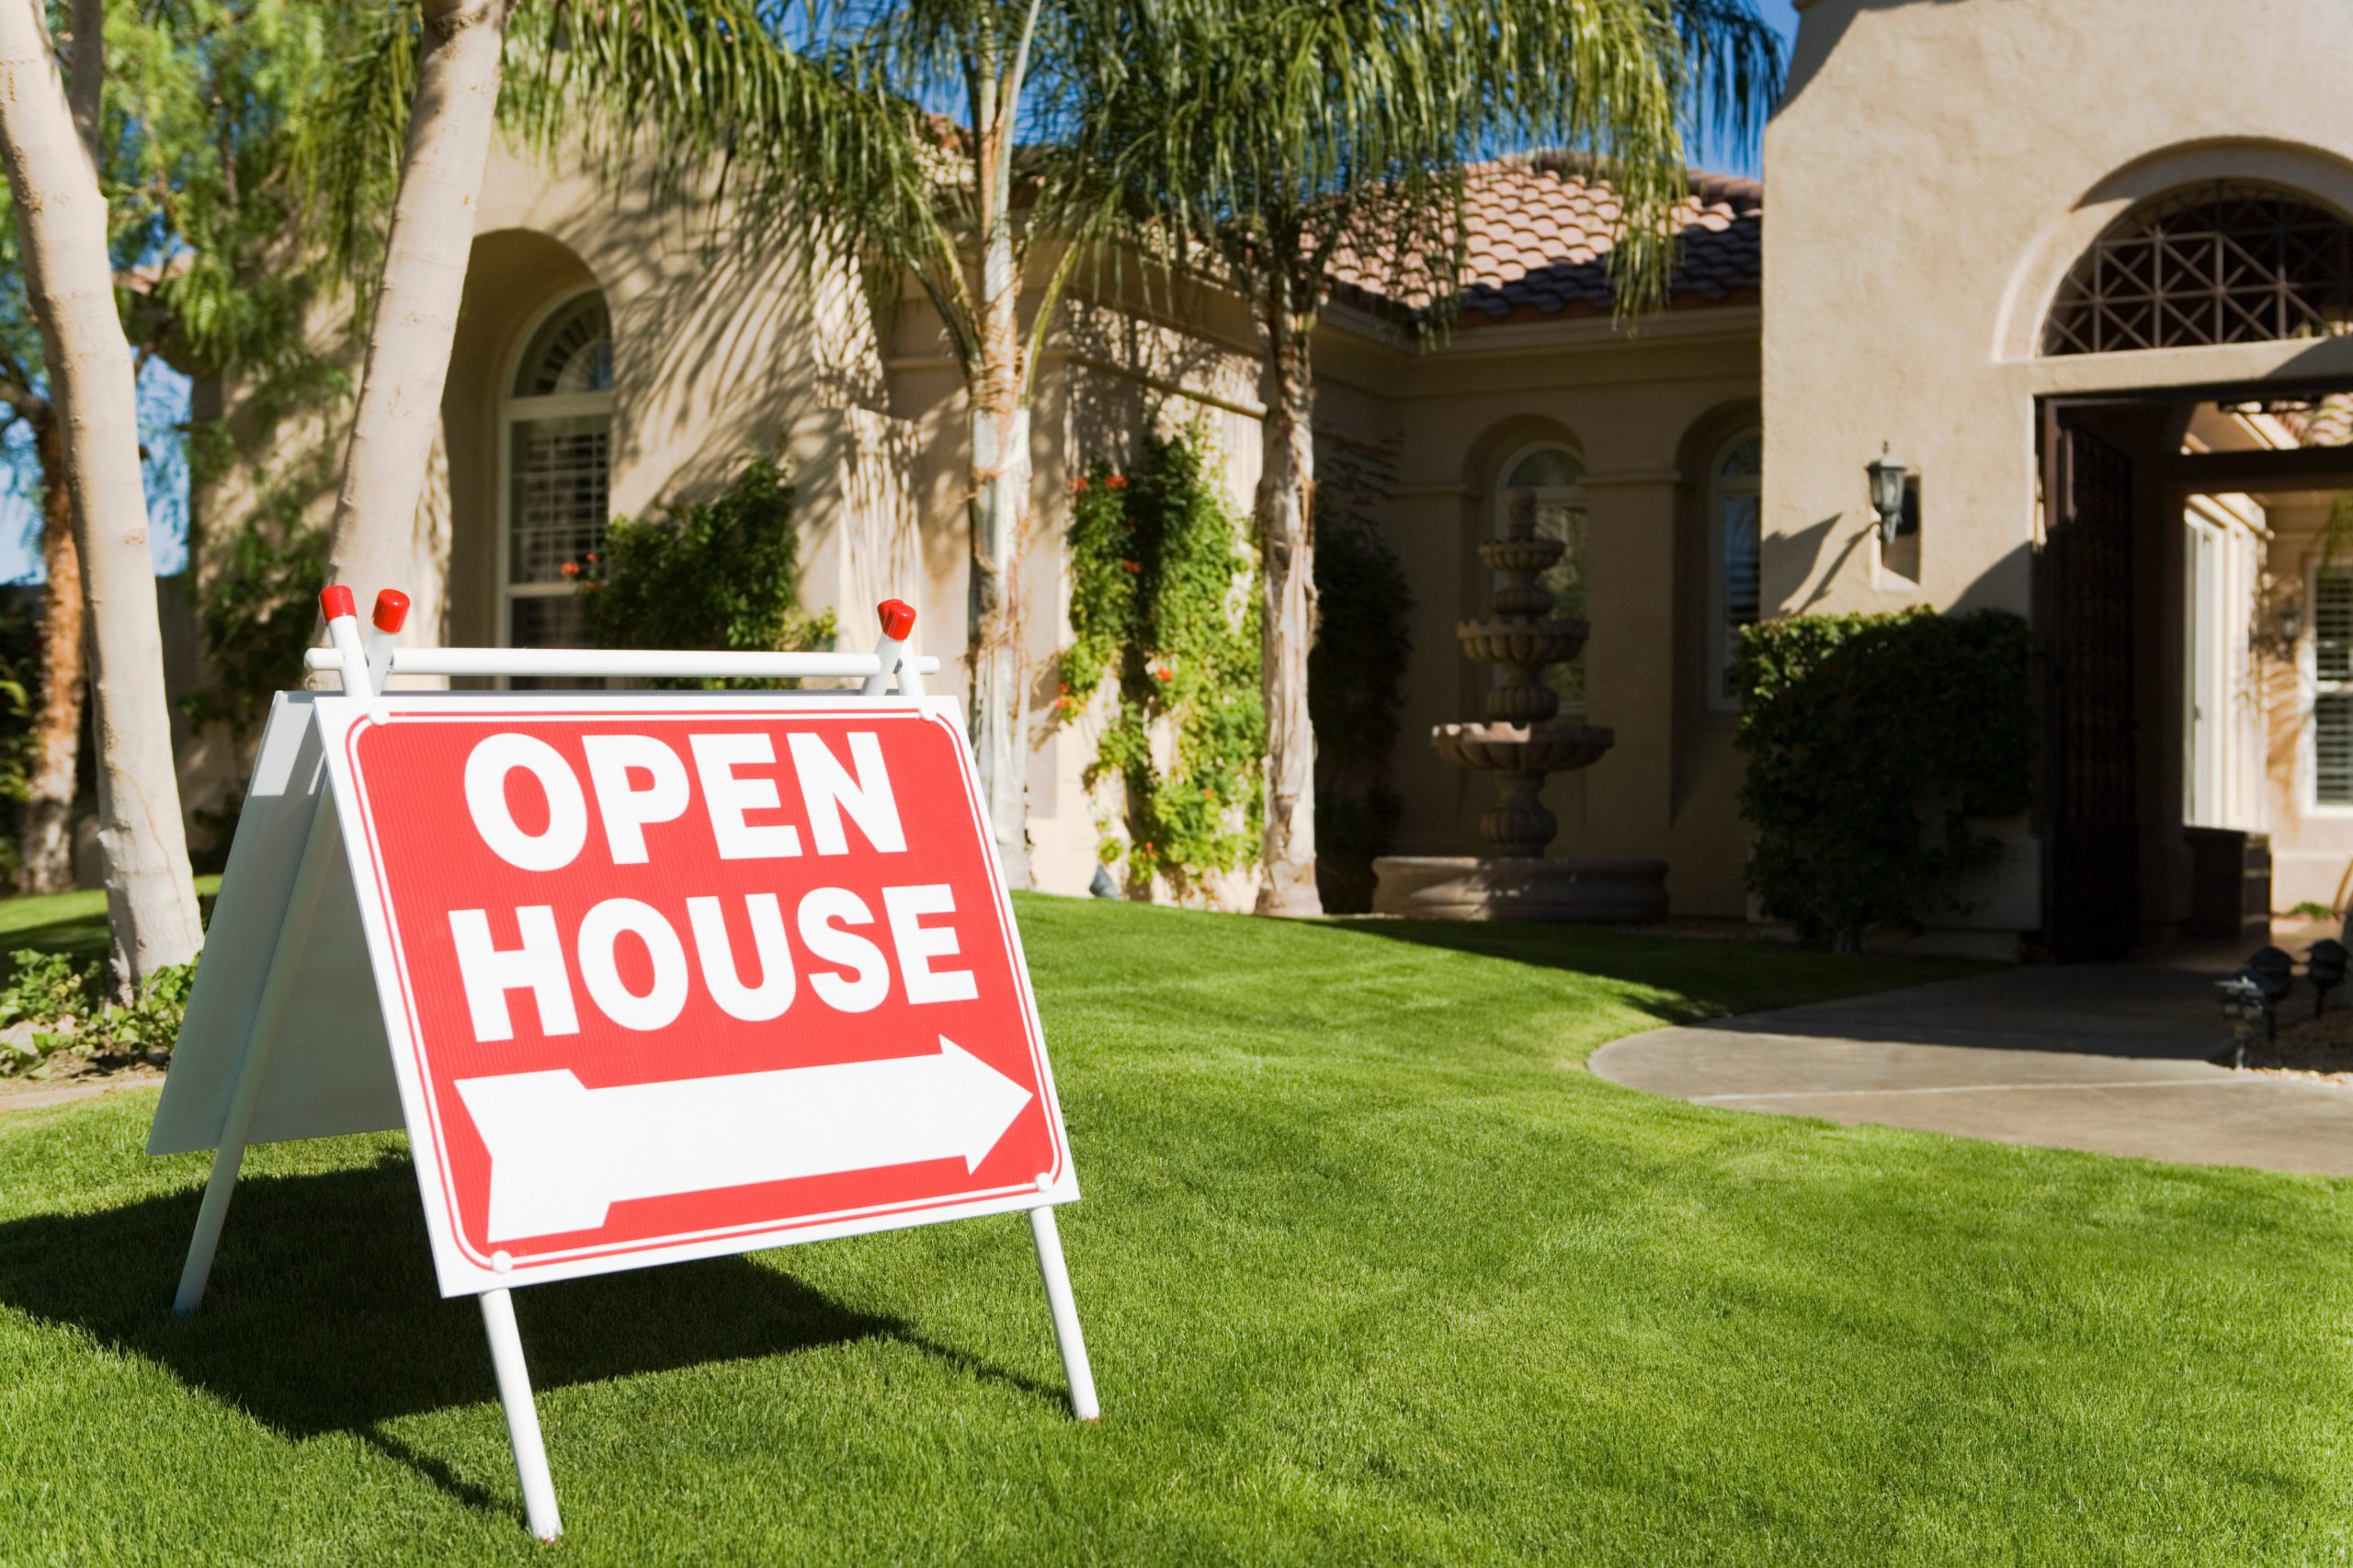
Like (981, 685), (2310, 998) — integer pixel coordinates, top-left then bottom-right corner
(1708, 432), (1762, 708)
(502, 290), (614, 649)
(2043, 181), (2353, 355)
(1497, 445), (1586, 710)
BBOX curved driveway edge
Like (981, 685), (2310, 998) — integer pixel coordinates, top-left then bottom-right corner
(1590, 964), (2353, 1176)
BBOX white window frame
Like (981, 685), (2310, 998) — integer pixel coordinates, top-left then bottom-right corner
(1495, 441), (1587, 714)
(1705, 429), (1763, 713)
(496, 286), (614, 652)
(2306, 556), (2353, 815)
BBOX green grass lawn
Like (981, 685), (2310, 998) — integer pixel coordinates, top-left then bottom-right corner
(0, 875), (221, 974)
(1, 894), (2347, 1564)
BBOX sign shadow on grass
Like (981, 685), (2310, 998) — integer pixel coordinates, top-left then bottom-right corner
(0, 1152), (1061, 1518)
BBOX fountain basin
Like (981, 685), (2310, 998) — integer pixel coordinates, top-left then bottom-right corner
(1478, 538), (1566, 574)
(1455, 619), (1588, 667)
(1370, 856), (1670, 923)
(1432, 722), (1615, 774)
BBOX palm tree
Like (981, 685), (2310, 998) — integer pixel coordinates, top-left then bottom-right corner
(312, 0), (521, 634)
(814, 1), (1133, 890)
(313, 4), (1112, 888)
(1077, 0), (1784, 915)
(307, 0), (859, 676)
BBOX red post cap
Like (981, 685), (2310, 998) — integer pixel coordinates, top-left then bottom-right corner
(878, 598), (917, 640)
(372, 588), (411, 634)
(320, 584), (357, 622)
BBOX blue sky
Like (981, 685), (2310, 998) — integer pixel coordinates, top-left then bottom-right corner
(0, 361), (188, 585)
(1690, 0), (1801, 177)
(0, 1), (1802, 586)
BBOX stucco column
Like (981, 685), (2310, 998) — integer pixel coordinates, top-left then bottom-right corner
(1567, 467), (1680, 867)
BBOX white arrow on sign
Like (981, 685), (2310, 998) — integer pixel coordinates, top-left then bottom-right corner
(452, 1037), (1035, 1241)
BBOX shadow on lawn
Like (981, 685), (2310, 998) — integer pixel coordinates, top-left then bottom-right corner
(1330, 916), (1977, 1023)
(0, 1153), (1058, 1518)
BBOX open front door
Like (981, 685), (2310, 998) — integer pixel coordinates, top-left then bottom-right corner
(2037, 409), (2141, 960)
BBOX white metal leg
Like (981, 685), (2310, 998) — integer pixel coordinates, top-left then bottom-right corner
(481, 1287), (563, 1541)
(1027, 1204), (1098, 1421)
(172, 796), (338, 1317)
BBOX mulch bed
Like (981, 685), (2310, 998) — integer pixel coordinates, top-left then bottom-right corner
(0, 1051), (165, 1112)
(2231, 1008), (2353, 1086)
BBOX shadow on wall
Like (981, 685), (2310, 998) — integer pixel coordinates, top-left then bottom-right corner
(1773, 0), (1973, 113)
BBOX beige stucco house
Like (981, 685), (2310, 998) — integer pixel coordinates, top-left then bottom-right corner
(199, 0), (2353, 956)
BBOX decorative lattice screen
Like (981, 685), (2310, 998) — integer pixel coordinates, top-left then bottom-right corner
(2044, 182), (2353, 356)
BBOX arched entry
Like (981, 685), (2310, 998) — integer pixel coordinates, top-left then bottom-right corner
(2036, 183), (2353, 958)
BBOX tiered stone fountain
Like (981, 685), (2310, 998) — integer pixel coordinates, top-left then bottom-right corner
(1370, 499), (1669, 922)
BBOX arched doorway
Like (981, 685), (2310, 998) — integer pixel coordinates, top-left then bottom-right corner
(2037, 181), (2353, 958)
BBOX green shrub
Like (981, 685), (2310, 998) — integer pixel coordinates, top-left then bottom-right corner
(1060, 428), (1264, 893)
(1735, 608), (2032, 950)
(0, 948), (197, 1077)
(585, 458), (835, 687)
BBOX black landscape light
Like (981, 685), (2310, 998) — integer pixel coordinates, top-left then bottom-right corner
(2310, 938), (2349, 1015)
(2218, 970), (2270, 1069)
(2247, 946), (2296, 1043)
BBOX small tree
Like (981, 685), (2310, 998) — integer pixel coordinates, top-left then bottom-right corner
(0, 0), (202, 993)
(313, 0), (520, 630)
(305, 0), (858, 661)
(813, 0), (1144, 888)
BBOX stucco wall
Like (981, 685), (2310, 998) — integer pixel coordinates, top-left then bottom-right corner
(1335, 308), (1763, 916)
(1765, 0), (2353, 942)
(195, 131), (1768, 915)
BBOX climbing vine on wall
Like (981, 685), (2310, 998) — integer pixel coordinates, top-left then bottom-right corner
(1736, 608), (2032, 949)
(1060, 428), (1264, 892)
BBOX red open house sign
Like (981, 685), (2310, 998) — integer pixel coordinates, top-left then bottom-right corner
(349, 700), (1070, 1278)
(149, 591), (1095, 1542)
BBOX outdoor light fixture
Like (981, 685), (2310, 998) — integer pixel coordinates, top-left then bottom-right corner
(2281, 601), (2306, 645)
(2310, 937), (2348, 1016)
(2248, 945), (2296, 1042)
(2218, 970), (2269, 1069)
(1867, 444), (1909, 547)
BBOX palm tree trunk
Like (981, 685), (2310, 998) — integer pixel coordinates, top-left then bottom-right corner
(322, 0), (513, 609)
(20, 415), (85, 894)
(0, 0), (204, 990)
(963, 34), (1033, 889)
(967, 294), (1033, 890)
(1252, 276), (1323, 916)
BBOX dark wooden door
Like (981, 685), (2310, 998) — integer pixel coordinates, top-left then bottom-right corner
(2038, 412), (2140, 960)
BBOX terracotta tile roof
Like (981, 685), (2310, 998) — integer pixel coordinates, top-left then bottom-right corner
(1328, 153), (1763, 324)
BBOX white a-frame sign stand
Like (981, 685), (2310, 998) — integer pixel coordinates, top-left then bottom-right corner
(151, 586), (1099, 1541)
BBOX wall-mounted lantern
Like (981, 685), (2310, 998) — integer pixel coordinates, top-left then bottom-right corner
(2281, 601), (2306, 646)
(1867, 444), (1909, 548)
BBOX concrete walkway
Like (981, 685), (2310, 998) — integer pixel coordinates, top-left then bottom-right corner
(1590, 962), (2353, 1176)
